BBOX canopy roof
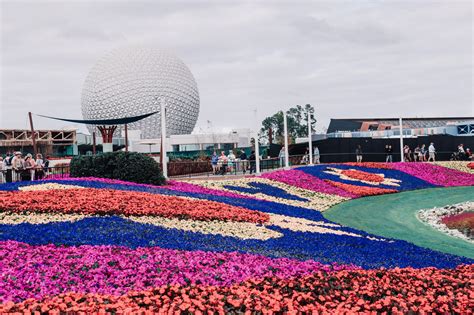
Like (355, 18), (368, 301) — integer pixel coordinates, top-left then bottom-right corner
(37, 111), (158, 125)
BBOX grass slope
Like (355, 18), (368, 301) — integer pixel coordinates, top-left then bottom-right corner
(323, 186), (474, 259)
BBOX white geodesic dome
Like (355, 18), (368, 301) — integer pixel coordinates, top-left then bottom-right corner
(81, 46), (200, 139)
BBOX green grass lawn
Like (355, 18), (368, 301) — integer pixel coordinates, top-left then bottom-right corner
(323, 186), (474, 259)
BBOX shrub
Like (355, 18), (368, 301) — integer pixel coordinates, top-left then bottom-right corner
(70, 152), (166, 185)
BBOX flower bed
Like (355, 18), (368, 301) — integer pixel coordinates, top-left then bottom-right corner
(390, 162), (474, 187)
(0, 188), (268, 223)
(0, 162), (473, 312)
(2, 264), (471, 314)
(418, 202), (473, 243)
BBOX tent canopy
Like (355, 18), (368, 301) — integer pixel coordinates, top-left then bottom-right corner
(37, 111), (158, 125)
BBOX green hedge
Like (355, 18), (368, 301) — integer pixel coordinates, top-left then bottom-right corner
(70, 152), (166, 185)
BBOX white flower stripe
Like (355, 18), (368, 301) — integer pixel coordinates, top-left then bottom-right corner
(188, 178), (347, 211)
(18, 183), (86, 191)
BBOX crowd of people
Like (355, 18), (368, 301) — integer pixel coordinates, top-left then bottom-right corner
(0, 152), (49, 183)
(211, 150), (258, 175)
(360, 142), (472, 163)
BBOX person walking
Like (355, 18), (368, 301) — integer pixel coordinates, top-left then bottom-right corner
(420, 144), (427, 162)
(403, 145), (411, 162)
(385, 145), (393, 163)
(428, 143), (436, 162)
(313, 146), (320, 164)
(355, 145), (363, 163)
(413, 145), (421, 162)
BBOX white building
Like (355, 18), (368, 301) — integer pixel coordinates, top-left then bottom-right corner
(77, 128), (253, 153)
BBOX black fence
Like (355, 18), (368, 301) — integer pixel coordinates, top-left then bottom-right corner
(289, 134), (474, 163)
(1, 165), (70, 183)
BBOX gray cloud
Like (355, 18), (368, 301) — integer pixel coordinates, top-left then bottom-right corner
(1, 0), (472, 135)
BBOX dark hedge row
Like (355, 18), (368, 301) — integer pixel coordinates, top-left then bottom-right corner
(70, 152), (165, 185)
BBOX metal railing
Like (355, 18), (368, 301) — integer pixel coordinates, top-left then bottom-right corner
(1, 151), (470, 182)
(1, 165), (71, 182)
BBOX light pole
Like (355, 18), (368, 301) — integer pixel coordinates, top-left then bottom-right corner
(399, 117), (404, 162)
(254, 109), (261, 175)
(283, 110), (290, 169)
(307, 106), (313, 165)
(160, 99), (168, 178)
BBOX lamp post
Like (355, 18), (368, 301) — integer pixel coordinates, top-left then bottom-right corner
(399, 117), (404, 162)
(160, 99), (168, 178)
(307, 106), (313, 165)
(283, 110), (290, 169)
(254, 109), (261, 175)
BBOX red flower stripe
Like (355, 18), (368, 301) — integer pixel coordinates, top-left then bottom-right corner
(2, 265), (471, 314)
(0, 189), (269, 223)
(325, 180), (397, 197)
(343, 162), (393, 169)
(468, 162), (474, 170)
(341, 169), (385, 183)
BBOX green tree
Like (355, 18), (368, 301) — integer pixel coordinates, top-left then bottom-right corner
(260, 104), (316, 144)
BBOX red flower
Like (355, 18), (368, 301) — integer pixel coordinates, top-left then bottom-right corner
(0, 188), (269, 223)
(340, 169), (385, 183)
(324, 180), (397, 197)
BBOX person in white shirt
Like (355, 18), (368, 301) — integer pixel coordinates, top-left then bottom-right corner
(278, 147), (285, 167)
(313, 146), (320, 164)
(428, 143), (436, 162)
(35, 153), (45, 180)
(227, 150), (236, 173)
(11, 152), (24, 182)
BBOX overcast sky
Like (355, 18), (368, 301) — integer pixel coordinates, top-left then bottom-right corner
(1, 0), (473, 134)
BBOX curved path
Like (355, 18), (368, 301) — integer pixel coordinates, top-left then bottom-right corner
(323, 186), (474, 259)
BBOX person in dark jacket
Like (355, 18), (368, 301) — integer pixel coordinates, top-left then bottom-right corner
(355, 145), (363, 163)
(385, 145), (393, 163)
(239, 150), (248, 174)
(249, 151), (256, 174)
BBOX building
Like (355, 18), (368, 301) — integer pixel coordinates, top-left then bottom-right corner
(0, 129), (77, 156)
(326, 117), (474, 137)
(292, 117), (474, 163)
(131, 129), (252, 154)
(74, 128), (253, 156)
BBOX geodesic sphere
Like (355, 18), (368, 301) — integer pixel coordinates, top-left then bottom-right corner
(81, 46), (200, 139)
